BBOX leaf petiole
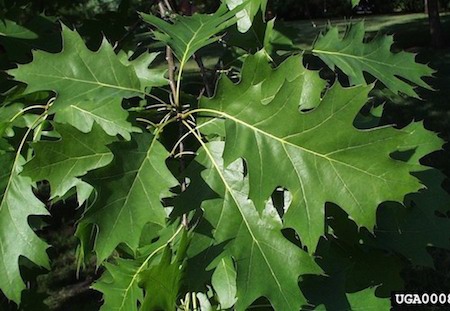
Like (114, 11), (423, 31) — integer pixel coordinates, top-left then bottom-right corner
(9, 104), (49, 124)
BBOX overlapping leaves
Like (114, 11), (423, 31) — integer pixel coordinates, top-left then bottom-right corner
(140, 4), (241, 68)
(22, 123), (115, 201)
(185, 142), (321, 310)
(0, 5), (447, 311)
(200, 51), (441, 250)
(92, 225), (185, 311)
(222, 0), (268, 33)
(79, 133), (178, 263)
(373, 169), (450, 267)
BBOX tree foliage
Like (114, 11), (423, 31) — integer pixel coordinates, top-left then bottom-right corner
(0, 0), (448, 310)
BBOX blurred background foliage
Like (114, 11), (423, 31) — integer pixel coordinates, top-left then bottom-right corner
(2, 0), (450, 21)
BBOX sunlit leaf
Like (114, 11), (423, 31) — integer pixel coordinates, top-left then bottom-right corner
(312, 22), (434, 98)
(200, 51), (442, 250)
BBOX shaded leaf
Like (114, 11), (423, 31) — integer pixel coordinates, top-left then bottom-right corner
(79, 132), (178, 263)
(373, 169), (450, 267)
(225, 13), (297, 56)
(139, 230), (189, 311)
(0, 102), (23, 140)
(0, 20), (38, 39)
(94, 258), (144, 311)
(22, 123), (115, 200)
(92, 225), (184, 311)
(0, 16), (61, 65)
(314, 287), (390, 310)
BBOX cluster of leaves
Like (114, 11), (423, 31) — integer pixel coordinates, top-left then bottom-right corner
(0, 0), (449, 310)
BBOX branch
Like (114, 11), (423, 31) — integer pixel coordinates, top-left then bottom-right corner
(157, 0), (188, 228)
(193, 53), (213, 97)
(157, 1), (178, 106)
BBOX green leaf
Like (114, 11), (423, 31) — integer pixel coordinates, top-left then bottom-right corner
(22, 123), (115, 200)
(0, 16), (61, 65)
(93, 258), (144, 311)
(189, 142), (321, 311)
(315, 287), (390, 310)
(139, 230), (190, 311)
(223, 0), (268, 33)
(0, 103), (23, 140)
(225, 13), (297, 56)
(0, 153), (49, 303)
(351, 0), (361, 8)
(312, 22), (434, 98)
(79, 132), (178, 263)
(140, 5), (240, 69)
(212, 256), (237, 309)
(119, 52), (168, 90)
(7, 24), (142, 113)
(92, 225), (184, 311)
(374, 169), (450, 267)
(346, 288), (390, 310)
(199, 52), (441, 251)
(0, 20), (38, 39)
(54, 97), (139, 140)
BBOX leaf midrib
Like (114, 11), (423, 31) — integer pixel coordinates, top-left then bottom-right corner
(197, 108), (388, 182)
(312, 48), (412, 71)
(116, 226), (183, 311)
(197, 140), (292, 308)
(23, 72), (142, 95)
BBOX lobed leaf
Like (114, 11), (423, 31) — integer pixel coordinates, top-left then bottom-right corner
(312, 22), (434, 98)
(119, 52), (168, 90)
(79, 132), (178, 263)
(314, 287), (390, 310)
(23, 123), (116, 200)
(199, 51), (442, 251)
(8, 24), (142, 111)
(0, 153), (49, 303)
(7, 24), (148, 139)
(187, 142), (321, 311)
(93, 225), (185, 311)
(140, 5), (240, 68)
(54, 97), (139, 140)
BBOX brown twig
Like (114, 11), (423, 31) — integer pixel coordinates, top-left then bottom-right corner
(166, 46), (178, 104)
(157, 0), (189, 228)
(158, 2), (178, 106)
